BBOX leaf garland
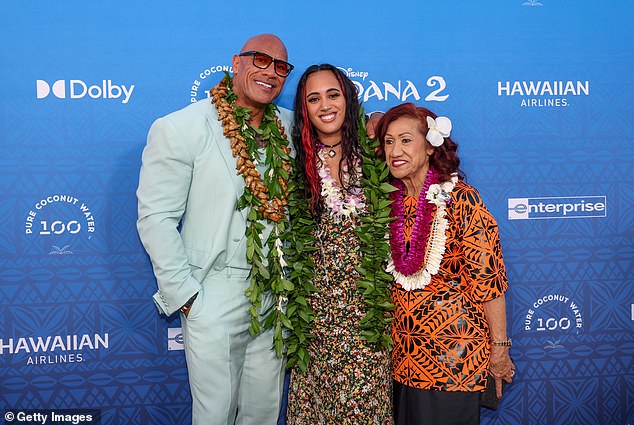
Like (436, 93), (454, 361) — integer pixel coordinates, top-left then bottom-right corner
(354, 109), (396, 349)
(279, 173), (319, 372)
(210, 73), (294, 352)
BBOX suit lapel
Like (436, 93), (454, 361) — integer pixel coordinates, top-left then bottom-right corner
(205, 103), (248, 223)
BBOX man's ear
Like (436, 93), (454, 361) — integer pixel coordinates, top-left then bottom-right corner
(232, 55), (240, 74)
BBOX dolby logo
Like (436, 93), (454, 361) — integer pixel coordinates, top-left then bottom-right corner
(36, 79), (135, 104)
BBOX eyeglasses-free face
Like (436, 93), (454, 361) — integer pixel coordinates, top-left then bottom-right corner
(238, 51), (294, 77)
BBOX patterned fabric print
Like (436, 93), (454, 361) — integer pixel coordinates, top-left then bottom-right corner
(402, 195), (417, 243)
(391, 180), (508, 392)
(287, 213), (392, 425)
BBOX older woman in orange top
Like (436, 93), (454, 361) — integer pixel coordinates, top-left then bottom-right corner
(375, 103), (515, 425)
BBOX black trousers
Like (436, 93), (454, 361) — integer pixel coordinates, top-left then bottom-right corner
(393, 380), (481, 425)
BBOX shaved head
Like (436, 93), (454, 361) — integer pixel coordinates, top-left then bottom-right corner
(231, 33), (290, 125)
(240, 34), (288, 60)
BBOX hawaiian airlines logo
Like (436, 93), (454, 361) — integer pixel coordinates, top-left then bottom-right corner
(0, 333), (109, 366)
(497, 79), (589, 108)
(36, 79), (135, 104)
(508, 196), (606, 220)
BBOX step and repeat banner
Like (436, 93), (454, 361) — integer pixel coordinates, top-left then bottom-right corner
(1, 1), (632, 424)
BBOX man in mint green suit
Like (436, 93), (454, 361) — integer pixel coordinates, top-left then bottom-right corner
(137, 34), (294, 425)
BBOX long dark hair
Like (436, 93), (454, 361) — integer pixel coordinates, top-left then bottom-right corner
(374, 102), (464, 183)
(292, 64), (361, 217)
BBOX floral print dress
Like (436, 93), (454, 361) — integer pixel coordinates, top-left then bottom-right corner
(286, 213), (392, 425)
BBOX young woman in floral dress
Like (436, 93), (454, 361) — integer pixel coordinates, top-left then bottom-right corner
(285, 64), (392, 425)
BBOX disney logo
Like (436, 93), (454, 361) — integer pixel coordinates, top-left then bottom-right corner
(337, 67), (369, 81)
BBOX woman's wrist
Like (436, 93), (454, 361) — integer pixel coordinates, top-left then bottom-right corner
(491, 337), (512, 347)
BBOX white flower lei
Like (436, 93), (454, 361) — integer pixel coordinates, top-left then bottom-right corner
(387, 175), (458, 291)
(317, 148), (366, 221)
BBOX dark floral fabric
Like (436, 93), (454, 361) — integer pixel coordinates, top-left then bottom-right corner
(287, 214), (392, 425)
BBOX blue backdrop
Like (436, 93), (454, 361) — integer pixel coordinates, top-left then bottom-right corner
(1, 1), (632, 424)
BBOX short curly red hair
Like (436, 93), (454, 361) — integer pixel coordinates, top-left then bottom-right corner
(375, 102), (462, 183)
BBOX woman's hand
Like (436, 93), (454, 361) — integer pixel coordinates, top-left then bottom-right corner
(488, 345), (515, 398)
(483, 294), (515, 398)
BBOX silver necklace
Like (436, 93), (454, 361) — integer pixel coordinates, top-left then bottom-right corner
(320, 141), (341, 158)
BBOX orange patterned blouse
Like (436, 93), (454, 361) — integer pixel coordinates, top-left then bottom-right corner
(391, 180), (508, 392)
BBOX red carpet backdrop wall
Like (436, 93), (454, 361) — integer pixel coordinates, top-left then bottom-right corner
(1, 1), (633, 424)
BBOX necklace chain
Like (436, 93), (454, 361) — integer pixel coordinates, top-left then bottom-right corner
(319, 141), (341, 158)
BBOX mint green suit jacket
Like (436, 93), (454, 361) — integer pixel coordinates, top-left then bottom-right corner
(137, 98), (293, 316)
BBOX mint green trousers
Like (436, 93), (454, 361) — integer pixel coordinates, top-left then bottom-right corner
(181, 267), (285, 425)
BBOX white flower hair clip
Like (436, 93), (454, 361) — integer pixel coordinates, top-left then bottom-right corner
(426, 116), (452, 147)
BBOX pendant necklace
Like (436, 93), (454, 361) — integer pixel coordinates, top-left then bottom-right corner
(320, 141), (342, 158)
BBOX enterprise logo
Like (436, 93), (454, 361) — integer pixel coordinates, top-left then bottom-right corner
(36, 79), (134, 104)
(508, 196), (606, 220)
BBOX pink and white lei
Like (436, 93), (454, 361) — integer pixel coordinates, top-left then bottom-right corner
(317, 148), (366, 220)
(386, 170), (458, 291)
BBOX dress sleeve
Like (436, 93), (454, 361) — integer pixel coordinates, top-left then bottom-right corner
(453, 183), (508, 302)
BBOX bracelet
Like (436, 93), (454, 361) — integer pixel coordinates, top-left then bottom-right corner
(491, 338), (512, 347)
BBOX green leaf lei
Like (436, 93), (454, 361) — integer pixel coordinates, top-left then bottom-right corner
(284, 109), (395, 372)
(354, 110), (396, 349)
(280, 171), (319, 372)
(211, 73), (295, 356)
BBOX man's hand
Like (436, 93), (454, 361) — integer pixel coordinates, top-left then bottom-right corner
(366, 111), (384, 138)
(179, 292), (199, 318)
